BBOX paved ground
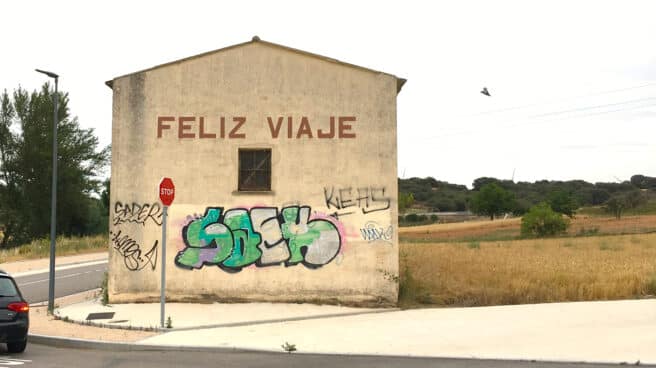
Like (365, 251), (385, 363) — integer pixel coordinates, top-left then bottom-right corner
(55, 296), (656, 365)
(4, 253), (656, 365)
(15, 262), (107, 303)
(1, 344), (632, 368)
(144, 300), (656, 364)
(58, 300), (388, 330)
(2, 252), (107, 275)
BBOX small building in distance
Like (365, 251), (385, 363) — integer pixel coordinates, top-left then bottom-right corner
(106, 37), (405, 306)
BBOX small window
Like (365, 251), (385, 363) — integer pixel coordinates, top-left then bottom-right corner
(238, 149), (271, 191)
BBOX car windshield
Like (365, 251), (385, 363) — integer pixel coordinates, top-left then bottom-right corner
(0, 277), (19, 297)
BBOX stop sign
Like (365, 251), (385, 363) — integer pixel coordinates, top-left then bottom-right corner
(159, 177), (175, 206)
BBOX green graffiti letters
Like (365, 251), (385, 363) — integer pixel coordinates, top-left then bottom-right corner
(175, 206), (342, 272)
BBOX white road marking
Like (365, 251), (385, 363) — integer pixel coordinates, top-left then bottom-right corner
(0, 357), (31, 366)
(11, 259), (108, 278)
(17, 269), (104, 286)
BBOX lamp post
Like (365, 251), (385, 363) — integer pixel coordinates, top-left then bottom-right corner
(35, 68), (58, 314)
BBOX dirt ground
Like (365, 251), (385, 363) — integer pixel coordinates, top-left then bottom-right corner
(30, 290), (158, 342)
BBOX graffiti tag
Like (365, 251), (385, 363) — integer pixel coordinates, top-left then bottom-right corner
(113, 202), (163, 226)
(175, 206), (341, 272)
(110, 229), (158, 271)
(323, 186), (391, 218)
(360, 221), (393, 243)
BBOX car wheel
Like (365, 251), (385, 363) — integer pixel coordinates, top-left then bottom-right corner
(7, 339), (27, 353)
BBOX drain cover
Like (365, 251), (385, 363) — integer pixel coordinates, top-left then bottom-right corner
(86, 312), (115, 320)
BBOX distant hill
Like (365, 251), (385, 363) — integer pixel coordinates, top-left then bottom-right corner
(399, 174), (656, 214)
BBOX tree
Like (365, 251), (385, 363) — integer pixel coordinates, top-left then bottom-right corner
(398, 192), (414, 213)
(623, 189), (644, 209)
(0, 84), (109, 246)
(630, 174), (656, 189)
(604, 196), (625, 219)
(547, 190), (578, 218)
(521, 202), (569, 237)
(470, 183), (516, 220)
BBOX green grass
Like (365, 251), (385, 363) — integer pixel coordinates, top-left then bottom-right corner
(0, 234), (107, 262)
(467, 241), (480, 249)
(598, 240), (623, 251)
(646, 274), (656, 295)
(400, 229), (519, 244)
(578, 199), (656, 217)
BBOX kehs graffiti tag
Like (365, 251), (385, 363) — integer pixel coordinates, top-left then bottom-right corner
(323, 186), (391, 219)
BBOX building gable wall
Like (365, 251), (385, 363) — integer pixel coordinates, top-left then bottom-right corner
(109, 42), (399, 306)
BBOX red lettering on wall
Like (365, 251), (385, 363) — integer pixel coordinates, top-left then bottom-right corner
(220, 117), (225, 138)
(229, 117), (246, 138)
(296, 117), (313, 138)
(267, 116), (284, 138)
(317, 116), (335, 139)
(156, 115), (357, 140)
(338, 116), (356, 138)
(157, 116), (174, 138)
(199, 117), (216, 138)
(178, 117), (195, 138)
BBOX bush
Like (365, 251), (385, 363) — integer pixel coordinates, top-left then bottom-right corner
(100, 271), (109, 305)
(521, 202), (570, 237)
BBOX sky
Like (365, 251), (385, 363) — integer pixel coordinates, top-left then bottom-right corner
(2, 0), (655, 188)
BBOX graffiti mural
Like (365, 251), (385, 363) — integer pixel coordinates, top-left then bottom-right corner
(323, 186), (391, 219)
(360, 221), (393, 243)
(110, 229), (158, 271)
(175, 206), (342, 272)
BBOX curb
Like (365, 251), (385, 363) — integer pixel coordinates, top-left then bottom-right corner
(55, 306), (401, 332)
(28, 333), (645, 366)
(29, 334), (321, 356)
(28, 333), (247, 353)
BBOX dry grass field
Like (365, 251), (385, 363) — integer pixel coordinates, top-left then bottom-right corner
(399, 233), (656, 308)
(0, 235), (107, 263)
(399, 215), (656, 242)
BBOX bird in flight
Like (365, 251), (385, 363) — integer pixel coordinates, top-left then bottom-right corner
(481, 87), (491, 96)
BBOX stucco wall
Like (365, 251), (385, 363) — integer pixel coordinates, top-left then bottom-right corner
(108, 41), (400, 306)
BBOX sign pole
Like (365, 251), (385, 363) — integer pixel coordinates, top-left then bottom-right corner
(158, 177), (174, 328)
(160, 205), (167, 328)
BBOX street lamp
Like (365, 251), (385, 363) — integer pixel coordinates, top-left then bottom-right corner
(35, 68), (58, 314)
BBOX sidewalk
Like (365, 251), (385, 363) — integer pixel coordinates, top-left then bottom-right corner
(53, 297), (656, 365)
(7, 255), (656, 364)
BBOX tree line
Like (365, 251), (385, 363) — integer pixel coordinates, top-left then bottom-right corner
(0, 84), (109, 247)
(399, 175), (656, 218)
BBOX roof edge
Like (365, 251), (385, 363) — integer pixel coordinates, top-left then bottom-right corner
(105, 37), (406, 94)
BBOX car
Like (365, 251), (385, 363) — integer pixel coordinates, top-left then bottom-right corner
(0, 269), (29, 353)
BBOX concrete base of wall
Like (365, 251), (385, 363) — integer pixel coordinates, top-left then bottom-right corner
(109, 292), (398, 308)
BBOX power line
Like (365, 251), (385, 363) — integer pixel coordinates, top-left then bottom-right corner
(465, 81), (656, 117)
(527, 97), (656, 119)
(424, 101), (656, 140)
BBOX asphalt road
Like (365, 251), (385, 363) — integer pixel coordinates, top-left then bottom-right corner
(0, 345), (641, 368)
(14, 262), (107, 304)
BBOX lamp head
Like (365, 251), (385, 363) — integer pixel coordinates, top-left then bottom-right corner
(35, 69), (59, 79)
